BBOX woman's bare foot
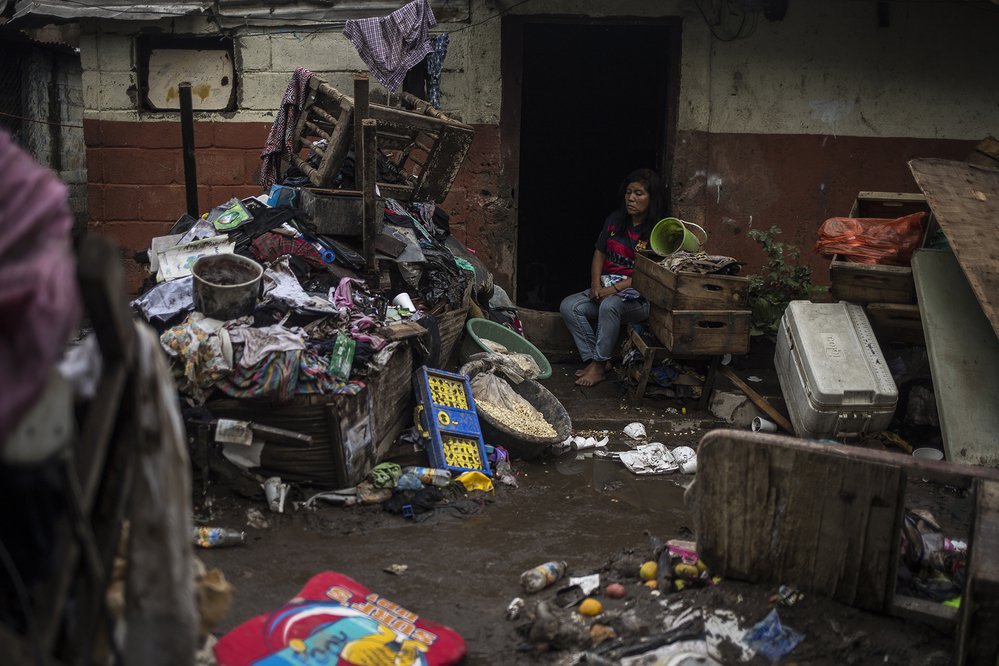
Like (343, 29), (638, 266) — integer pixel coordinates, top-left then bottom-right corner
(575, 360), (608, 387)
(576, 361), (611, 377)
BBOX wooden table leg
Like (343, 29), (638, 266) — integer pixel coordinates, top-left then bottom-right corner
(635, 352), (656, 400)
(698, 356), (721, 411)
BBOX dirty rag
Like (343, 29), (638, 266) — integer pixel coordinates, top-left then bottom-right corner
(259, 67), (313, 188)
(343, 0), (437, 92)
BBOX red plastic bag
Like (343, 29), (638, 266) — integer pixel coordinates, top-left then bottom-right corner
(214, 572), (466, 666)
(813, 211), (927, 265)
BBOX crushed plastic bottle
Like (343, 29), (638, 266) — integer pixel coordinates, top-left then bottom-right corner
(192, 526), (246, 548)
(403, 466), (452, 487)
(520, 560), (567, 593)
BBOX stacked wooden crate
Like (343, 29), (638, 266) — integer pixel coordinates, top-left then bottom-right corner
(632, 253), (751, 356)
(829, 192), (935, 346)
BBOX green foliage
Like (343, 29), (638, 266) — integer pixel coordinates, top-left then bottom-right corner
(747, 225), (827, 336)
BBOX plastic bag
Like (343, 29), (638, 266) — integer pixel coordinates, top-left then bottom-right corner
(462, 352), (533, 383)
(813, 211), (926, 265)
(470, 372), (538, 417)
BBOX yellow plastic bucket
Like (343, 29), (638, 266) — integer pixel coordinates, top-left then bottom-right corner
(650, 218), (708, 256)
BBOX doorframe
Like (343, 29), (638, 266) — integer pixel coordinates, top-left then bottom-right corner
(500, 13), (684, 298)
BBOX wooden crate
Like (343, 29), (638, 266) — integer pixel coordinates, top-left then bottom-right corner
(206, 389), (374, 488)
(437, 306), (468, 366)
(367, 342), (416, 461)
(865, 303), (925, 347)
(298, 189), (366, 236)
(648, 306), (751, 356)
(633, 253), (748, 311)
(829, 192), (934, 305)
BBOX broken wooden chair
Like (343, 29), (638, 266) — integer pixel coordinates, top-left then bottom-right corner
(690, 429), (999, 665)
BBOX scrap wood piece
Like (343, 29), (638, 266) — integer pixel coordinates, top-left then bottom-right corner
(693, 430), (906, 612)
(376, 321), (428, 341)
(908, 158), (999, 340)
(718, 366), (794, 434)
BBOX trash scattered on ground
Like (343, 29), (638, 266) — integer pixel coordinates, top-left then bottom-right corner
(522, 560), (568, 593)
(671, 445), (698, 473)
(507, 597), (525, 620)
(578, 598), (602, 616)
(769, 584), (804, 607)
(623, 422), (647, 440)
(383, 563), (408, 575)
(570, 574), (601, 596)
(741, 608), (804, 662)
(554, 584), (586, 608)
(619, 443), (678, 475)
(262, 476), (289, 513)
(245, 508), (269, 530)
(193, 526), (246, 548)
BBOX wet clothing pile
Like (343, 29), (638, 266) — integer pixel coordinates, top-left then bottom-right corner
(131, 187), (472, 407)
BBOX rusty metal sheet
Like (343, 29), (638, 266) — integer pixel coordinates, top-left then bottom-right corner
(13, 0), (470, 25)
(908, 159), (999, 340)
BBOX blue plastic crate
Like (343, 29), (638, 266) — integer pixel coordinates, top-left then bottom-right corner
(413, 366), (491, 476)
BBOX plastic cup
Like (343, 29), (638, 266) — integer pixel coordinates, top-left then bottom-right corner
(751, 417), (778, 433)
(392, 292), (416, 311)
(912, 447), (944, 461)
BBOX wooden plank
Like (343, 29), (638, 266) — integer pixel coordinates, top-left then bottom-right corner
(694, 431), (907, 612)
(362, 119), (378, 276)
(912, 249), (999, 466)
(956, 479), (999, 665)
(891, 595), (958, 634)
(909, 159), (999, 340)
(719, 366), (794, 433)
(416, 123), (474, 203)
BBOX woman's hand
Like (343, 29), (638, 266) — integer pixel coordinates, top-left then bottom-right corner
(590, 285), (616, 301)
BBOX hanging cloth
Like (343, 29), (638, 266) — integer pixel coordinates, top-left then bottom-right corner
(258, 67), (313, 188)
(343, 0), (437, 92)
(426, 33), (449, 108)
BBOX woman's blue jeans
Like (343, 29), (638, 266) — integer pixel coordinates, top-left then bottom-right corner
(559, 291), (649, 363)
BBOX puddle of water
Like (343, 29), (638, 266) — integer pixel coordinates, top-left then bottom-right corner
(550, 449), (693, 514)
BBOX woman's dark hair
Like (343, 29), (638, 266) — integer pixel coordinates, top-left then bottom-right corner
(617, 168), (668, 226)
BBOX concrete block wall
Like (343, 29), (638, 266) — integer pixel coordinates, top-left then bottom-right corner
(77, 0), (999, 294)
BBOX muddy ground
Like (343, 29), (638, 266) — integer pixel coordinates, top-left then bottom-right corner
(195, 357), (968, 665)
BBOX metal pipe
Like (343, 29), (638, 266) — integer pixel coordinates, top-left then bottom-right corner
(179, 82), (199, 218)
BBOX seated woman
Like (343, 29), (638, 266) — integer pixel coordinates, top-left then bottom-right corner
(559, 168), (667, 387)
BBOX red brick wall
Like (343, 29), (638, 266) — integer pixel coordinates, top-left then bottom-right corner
(84, 119), (271, 291)
(85, 118), (976, 298)
(671, 131), (977, 285)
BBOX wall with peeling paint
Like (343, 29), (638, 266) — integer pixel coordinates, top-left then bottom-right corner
(75, 0), (997, 294)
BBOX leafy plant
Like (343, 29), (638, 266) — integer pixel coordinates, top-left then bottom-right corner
(747, 225), (827, 337)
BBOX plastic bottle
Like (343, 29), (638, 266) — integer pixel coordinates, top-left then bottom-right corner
(520, 560), (567, 593)
(403, 466), (452, 488)
(192, 526), (246, 548)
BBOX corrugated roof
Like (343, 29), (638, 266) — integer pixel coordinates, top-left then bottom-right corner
(12, 0), (470, 25)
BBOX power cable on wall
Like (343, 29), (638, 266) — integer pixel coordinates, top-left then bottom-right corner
(0, 110), (84, 129)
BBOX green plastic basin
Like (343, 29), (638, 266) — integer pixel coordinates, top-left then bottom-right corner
(460, 317), (552, 380)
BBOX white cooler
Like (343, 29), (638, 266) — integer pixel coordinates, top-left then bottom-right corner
(775, 301), (898, 439)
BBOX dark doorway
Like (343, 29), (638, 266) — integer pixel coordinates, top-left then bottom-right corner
(514, 21), (674, 310)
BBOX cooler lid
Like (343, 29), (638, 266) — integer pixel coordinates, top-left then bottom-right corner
(783, 301), (897, 407)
